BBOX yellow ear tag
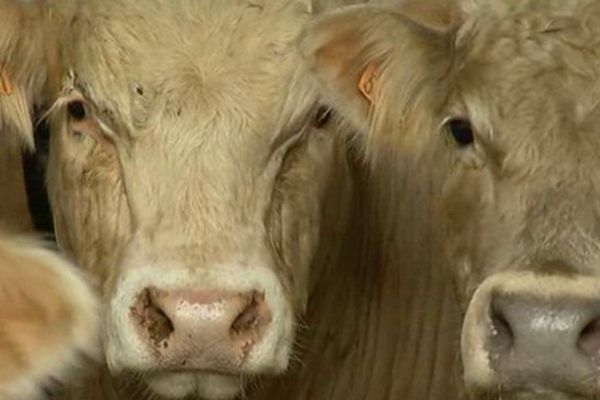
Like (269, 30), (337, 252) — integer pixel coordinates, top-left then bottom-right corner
(358, 63), (378, 104)
(0, 66), (14, 95)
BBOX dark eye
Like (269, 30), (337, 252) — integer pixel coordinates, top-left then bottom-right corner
(67, 100), (87, 121)
(446, 118), (474, 147)
(313, 106), (333, 128)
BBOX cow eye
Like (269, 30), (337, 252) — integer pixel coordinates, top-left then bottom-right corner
(445, 118), (474, 147)
(67, 100), (87, 121)
(313, 106), (333, 128)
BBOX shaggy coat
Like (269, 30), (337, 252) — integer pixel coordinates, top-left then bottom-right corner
(302, 0), (600, 399)
(2, 0), (462, 399)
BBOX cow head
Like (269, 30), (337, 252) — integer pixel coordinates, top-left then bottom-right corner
(1, 0), (355, 398)
(301, 0), (600, 398)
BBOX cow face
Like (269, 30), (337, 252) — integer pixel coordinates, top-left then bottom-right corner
(0, 1), (353, 399)
(301, 0), (600, 398)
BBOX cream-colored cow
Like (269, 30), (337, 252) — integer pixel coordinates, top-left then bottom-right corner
(2, 0), (467, 399)
(302, 0), (600, 399)
(1, 0), (376, 399)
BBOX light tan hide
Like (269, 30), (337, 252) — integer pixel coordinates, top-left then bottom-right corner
(0, 235), (99, 400)
(0, 0), (466, 399)
(303, 0), (600, 399)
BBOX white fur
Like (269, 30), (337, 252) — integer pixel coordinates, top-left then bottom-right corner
(149, 372), (241, 400)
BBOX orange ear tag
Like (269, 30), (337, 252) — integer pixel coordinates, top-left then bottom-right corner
(358, 62), (378, 104)
(0, 66), (14, 95)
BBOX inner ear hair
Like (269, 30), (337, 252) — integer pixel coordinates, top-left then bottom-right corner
(358, 62), (378, 104)
(0, 66), (13, 95)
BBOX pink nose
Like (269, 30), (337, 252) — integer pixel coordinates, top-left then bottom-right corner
(130, 288), (272, 370)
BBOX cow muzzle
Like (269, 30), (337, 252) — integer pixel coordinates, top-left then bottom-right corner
(462, 271), (600, 398)
(105, 265), (294, 399)
(130, 288), (273, 369)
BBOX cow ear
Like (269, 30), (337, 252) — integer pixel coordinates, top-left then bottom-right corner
(0, 0), (56, 150)
(299, 1), (458, 134)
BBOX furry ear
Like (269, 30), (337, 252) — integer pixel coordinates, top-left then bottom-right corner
(298, 1), (458, 134)
(0, 0), (57, 150)
(0, 236), (100, 400)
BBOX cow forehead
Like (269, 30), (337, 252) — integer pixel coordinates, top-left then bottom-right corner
(57, 0), (311, 139)
(455, 1), (600, 139)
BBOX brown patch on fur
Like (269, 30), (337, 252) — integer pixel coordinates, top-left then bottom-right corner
(0, 135), (33, 233)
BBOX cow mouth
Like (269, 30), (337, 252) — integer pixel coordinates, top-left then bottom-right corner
(144, 370), (243, 400)
(470, 390), (587, 400)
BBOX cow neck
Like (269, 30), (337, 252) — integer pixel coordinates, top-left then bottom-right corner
(21, 110), (55, 236)
(0, 136), (34, 233)
(254, 156), (465, 400)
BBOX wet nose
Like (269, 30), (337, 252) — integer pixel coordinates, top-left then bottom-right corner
(130, 288), (272, 370)
(485, 292), (600, 393)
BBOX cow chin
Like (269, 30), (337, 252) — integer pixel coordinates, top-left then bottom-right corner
(472, 391), (580, 400)
(146, 372), (242, 400)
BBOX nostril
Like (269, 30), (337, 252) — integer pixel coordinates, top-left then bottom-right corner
(131, 288), (175, 348)
(488, 299), (514, 356)
(231, 302), (260, 334)
(578, 318), (600, 361)
(230, 291), (271, 338)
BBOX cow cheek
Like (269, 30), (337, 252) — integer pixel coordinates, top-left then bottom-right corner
(266, 133), (345, 314)
(49, 140), (130, 291)
(266, 165), (320, 314)
(440, 168), (488, 308)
